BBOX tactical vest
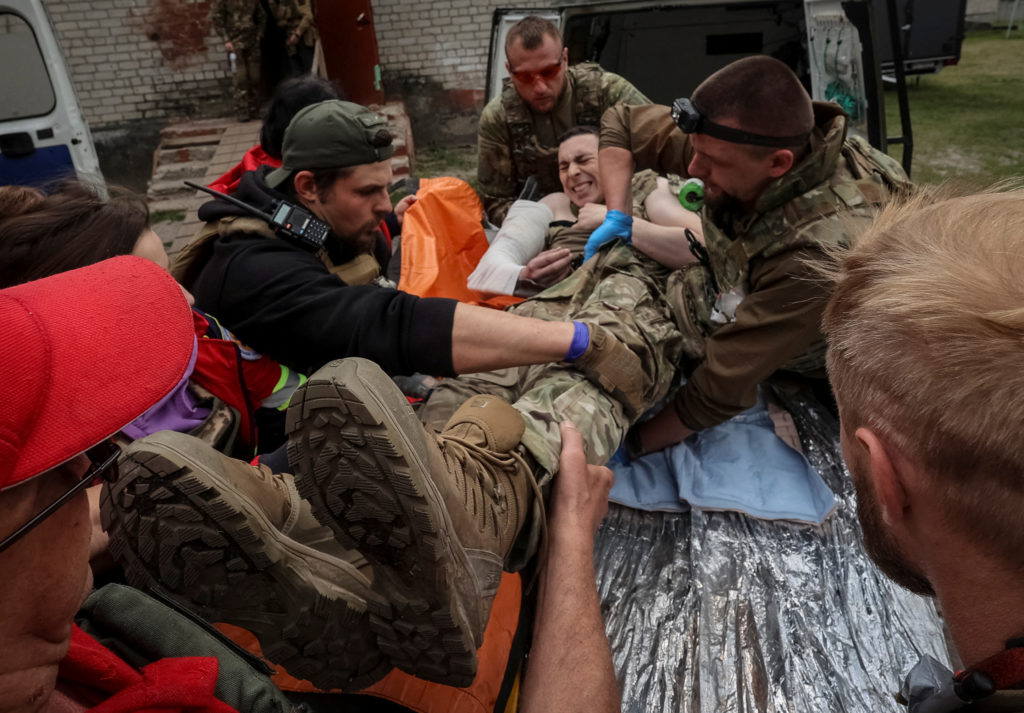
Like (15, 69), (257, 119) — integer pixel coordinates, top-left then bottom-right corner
(670, 135), (911, 367)
(172, 215), (381, 290)
(501, 62), (606, 196)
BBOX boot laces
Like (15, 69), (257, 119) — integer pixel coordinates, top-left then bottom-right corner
(437, 434), (529, 533)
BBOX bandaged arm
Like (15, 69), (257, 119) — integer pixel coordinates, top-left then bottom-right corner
(467, 199), (553, 295)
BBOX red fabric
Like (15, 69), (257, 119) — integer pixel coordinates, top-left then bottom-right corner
(208, 146), (279, 195)
(961, 647), (1024, 689)
(58, 625), (239, 713)
(1, 257), (194, 489)
(189, 311), (284, 451)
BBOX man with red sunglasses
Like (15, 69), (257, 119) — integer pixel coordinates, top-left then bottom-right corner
(477, 15), (649, 225)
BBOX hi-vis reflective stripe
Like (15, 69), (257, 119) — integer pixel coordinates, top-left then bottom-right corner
(261, 366), (306, 411)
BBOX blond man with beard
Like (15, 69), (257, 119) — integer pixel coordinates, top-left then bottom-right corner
(824, 185), (1024, 710)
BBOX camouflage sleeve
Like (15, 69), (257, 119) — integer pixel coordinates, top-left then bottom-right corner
(600, 71), (651, 108)
(294, 0), (314, 37)
(600, 104), (692, 177)
(211, 0), (230, 43)
(477, 98), (518, 226)
(672, 247), (833, 431)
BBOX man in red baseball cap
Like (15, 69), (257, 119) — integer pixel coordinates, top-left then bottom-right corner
(0, 256), (261, 712)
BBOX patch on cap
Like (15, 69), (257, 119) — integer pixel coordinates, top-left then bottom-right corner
(267, 100), (395, 188)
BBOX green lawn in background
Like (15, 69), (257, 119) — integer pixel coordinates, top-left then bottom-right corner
(885, 29), (1024, 186)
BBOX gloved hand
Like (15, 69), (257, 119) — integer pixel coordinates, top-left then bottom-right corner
(583, 209), (633, 261)
(565, 322), (645, 417)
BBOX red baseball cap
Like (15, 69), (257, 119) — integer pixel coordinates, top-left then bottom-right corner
(0, 256), (195, 490)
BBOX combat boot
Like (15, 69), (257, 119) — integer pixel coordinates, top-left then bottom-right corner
(101, 430), (390, 691)
(286, 358), (538, 687)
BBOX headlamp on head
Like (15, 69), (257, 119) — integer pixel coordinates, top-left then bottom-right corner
(671, 97), (810, 149)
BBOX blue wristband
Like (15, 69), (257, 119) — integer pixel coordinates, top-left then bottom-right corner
(564, 321), (590, 362)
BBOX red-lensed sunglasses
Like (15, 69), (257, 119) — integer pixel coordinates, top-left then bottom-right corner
(509, 59), (564, 85)
(0, 440), (120, 555)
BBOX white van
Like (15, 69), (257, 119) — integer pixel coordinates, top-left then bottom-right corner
(0, 0), (101, 187)
(487, 0), (966, 176)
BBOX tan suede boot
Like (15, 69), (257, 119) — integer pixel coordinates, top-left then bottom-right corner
(286, 358), (537, 687)
(101, 430), (388, 691)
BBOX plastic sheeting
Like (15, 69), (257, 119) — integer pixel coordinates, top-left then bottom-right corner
(593, 388), (950, 712)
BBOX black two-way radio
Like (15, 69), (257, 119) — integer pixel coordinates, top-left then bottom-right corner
(184, 180), (331, 252)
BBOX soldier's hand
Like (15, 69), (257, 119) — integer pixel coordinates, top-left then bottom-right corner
(584, 210), (632, 261)
(575, 203), (607, 232)
(550, 421), (614, 540)
(634, 406), (694, 455)
(522, 248), (573, 287)
(572, 323), (645, 417)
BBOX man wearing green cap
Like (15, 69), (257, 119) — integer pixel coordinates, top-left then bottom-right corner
(176, 100), (636, 397)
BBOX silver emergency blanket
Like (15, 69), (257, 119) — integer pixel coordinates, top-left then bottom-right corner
(593, 389), (950, 712)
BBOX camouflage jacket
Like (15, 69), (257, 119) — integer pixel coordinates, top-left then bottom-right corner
(211, 0), (266, 51)
(602, 101), (910, 431)
(478, 62), (649, 225)
(269, 0), (316, 46)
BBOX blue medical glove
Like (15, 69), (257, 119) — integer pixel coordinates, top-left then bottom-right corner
(584, 209), (633, 261)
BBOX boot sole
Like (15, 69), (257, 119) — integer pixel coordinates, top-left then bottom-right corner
(100, 434), (390, 691)
(286, 358), (479, 687)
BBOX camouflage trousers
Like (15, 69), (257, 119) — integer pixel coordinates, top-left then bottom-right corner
(230, 47), (261, 119)
(419, 241), (683, 484)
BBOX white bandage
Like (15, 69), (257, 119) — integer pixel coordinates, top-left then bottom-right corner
(467, 199), (553, 295)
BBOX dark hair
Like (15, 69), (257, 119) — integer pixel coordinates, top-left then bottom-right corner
(557, 125), (599, 145)
(0, 180), (149, 288)
(310, 165), (356, 203)
(260, 76), (343, 160)
(692, 55), (814, 154)
(505, 15), (562, 55)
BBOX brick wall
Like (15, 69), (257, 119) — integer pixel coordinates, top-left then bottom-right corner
(47, 0), (232, 129)
(370, 0), (548, 143)
(371, 0), (547, 93)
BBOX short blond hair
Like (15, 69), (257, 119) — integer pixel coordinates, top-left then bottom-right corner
(823, 184), (1024, 564)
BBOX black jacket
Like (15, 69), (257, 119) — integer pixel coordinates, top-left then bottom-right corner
(186, 168), (458, 376)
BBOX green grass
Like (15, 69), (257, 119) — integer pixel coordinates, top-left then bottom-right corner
(414, 145), (478, 189)
(884, 30), (1024, 185)
(150, 208), (186, 224)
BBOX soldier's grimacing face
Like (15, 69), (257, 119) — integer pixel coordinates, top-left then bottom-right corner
(506, 34), (568, 114)
(558, 133), (603, 207)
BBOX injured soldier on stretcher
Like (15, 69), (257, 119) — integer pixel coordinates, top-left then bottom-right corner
(468, 124), (705, 297)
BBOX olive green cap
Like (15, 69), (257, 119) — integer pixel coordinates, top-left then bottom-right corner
(266, 100), (394, 189)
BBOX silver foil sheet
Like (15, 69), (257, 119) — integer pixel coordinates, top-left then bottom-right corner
(593, 390), (949, 712)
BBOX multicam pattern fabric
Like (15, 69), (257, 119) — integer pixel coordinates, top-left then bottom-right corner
(420, 242), (682, 482)
(211, 0), (265, 50)
(269, 0), (317, 46)
(477, 63), (649, 225)
(674, 129), (911, 368)
(211, 0), (265, 117)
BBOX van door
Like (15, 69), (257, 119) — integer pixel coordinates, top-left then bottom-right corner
(0, 0), (101, 187)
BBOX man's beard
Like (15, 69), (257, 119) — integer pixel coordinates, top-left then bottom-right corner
(703, 186), (741, 213)
(334, 223), (379, 254)
(852, 465), (936, 597)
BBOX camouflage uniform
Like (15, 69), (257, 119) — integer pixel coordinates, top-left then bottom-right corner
(211, 0), (265, 120)
(477, 63), (650, 225)
(269, 0), (317, 74)
(420, 184), (682, 482)
(601, 101), (911, 431)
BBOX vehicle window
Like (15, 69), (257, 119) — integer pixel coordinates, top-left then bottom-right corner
(0, 13), (56, 121)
